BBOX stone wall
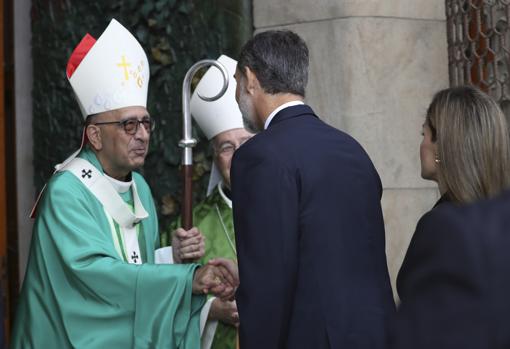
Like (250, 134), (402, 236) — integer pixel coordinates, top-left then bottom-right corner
(253, 0), (449, 299)
(14, 0), (33, 282)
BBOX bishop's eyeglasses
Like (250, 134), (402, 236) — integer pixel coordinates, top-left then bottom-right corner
(92, 117), (155, 135)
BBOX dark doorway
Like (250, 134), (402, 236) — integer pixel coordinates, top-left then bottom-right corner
(2, 0), (19, 345)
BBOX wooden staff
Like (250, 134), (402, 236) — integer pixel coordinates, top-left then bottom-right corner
(180, 59), (229, 230)
(180, 59), (237, 348)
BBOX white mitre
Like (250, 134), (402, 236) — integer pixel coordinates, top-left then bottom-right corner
(190, 55), (243, 139)
(57, 18), (150, 169)
(190, 55), (244, 195)
(30, 19), (150, 219)
(67, 18), (149, 117)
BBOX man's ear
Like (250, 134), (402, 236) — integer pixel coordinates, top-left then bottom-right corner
(244, 67), (260, 95)
(86, 124), (103, 151)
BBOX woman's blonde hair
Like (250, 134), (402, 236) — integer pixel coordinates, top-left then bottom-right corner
(426, 85), (510, 203)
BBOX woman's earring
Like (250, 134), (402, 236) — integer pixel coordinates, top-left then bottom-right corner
(435, 154), (441, 164)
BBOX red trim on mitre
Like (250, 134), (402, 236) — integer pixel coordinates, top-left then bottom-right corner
(66, 33), (97, 78)
(31, 35), (97, 219)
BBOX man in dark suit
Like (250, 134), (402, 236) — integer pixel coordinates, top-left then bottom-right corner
(395, 191), (510, 349)
(230, 30), (395, 349)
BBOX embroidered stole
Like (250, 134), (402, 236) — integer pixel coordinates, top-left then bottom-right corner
(60, 158), (148, 264)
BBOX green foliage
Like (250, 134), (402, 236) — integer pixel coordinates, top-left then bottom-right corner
(31, 0), (252, 234)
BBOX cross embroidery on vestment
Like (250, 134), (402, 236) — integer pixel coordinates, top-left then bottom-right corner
(81, 169), (92, 179)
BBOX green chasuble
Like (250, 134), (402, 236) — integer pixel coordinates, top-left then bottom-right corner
(12, 148), (205, 349)
(169, 183), (237, 349)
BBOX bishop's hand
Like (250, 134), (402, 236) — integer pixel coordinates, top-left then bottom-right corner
(208, 258), (239, 292)
(209, 298), (239, 327)
(172, 227), (205, 263)
(192, 263), (238, 300)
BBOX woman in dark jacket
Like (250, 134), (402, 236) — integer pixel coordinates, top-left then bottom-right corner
(394, 86), (510, 348)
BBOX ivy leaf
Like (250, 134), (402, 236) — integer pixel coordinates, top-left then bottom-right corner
(125, 0), (139, 11)
(152, 47), (173, 65)
(141, 2), (154, 17)
(178, 1), (193, 14)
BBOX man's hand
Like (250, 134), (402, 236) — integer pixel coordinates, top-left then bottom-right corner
(208, 258), (239, 289)
(172, 227), (205, 263)
(192, 264), (237, 300)
(209, 298), (239, 327)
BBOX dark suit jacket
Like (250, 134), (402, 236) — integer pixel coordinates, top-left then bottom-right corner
(395, 190), (510, 349)
(231, 105), (395, 349)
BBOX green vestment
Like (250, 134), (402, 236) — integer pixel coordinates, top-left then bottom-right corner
(169, 183), (237, 349)
(12, 148), (205, 349)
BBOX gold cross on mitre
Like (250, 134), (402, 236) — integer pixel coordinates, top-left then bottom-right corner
(117, 55), (131, 81)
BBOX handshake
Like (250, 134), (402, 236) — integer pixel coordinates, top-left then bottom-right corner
(172, 227), (239, 300)
(192, 258), (238, 300)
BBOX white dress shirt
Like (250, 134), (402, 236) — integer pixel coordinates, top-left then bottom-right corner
(264, 100), (305, 129)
